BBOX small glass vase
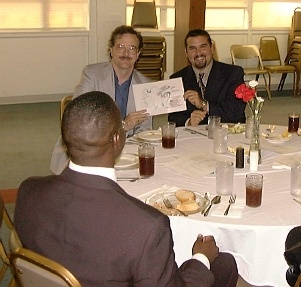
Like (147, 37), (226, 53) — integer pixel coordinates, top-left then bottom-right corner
(248, 114), (262, 164)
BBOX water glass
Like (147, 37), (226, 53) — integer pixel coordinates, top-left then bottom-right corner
(216, 161), (234, 196)
(246, 173), (263, 207)
(138, 143), (155, 177)
(162, 122), (176, 149)
(290, 162), (301, 197)
(208, 116), (221, 139)
(213, 127), (228, 154)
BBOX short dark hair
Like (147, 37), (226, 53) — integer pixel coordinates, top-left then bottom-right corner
(62, 91), (121, 152)
(184, 29), (212, 48)
(108, 25), (143, 51)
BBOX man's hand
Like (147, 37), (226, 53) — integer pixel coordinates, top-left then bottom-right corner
(123, 110), (149, 131)
(188, 110), (207, 126)
(184, 90), (206, 110)
(192, 235), (219, 263)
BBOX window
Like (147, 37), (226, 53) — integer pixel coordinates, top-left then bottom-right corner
(126, 0), (175, 30)
(0, 0), (88, 31)
(206, 0), (300, 30)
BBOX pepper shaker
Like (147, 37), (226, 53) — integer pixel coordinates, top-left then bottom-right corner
(236, 146), (244, 168)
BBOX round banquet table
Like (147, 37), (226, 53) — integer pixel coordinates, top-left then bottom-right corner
(116, 125), (301, 287)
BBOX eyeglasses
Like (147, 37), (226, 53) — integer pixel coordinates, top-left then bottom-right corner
(114, 44), (138, 55)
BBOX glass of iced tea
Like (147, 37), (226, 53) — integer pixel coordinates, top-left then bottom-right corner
(138, 143), (155, 177)
(162, 122), (176, 149)
(288, 112), (300, 133)
(246, 173), (263, 207)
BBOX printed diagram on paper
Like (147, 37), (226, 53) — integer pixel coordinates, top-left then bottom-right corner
(132, 77), (186, 116)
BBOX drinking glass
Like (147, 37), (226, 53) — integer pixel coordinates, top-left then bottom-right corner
(138, 143), (155, 177)
(208, 116), (221, 139)
(288, 112), (300, 133)
(290, 162), (301, 197)
(246, 173), (263, 207)
(162, 122), (176, 149)
(216, 161), (234, 196)
(213, 127), (228, 154)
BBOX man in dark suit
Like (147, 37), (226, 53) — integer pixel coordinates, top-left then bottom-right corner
(168, 29), (246, 127)
(14, 91), (238, 287)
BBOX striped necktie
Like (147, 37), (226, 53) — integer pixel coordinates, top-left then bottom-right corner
(198, 73), (206, 100)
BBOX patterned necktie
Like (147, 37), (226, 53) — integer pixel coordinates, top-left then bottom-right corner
(198, 72), (206, 100)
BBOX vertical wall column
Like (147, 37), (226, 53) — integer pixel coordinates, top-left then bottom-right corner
(174, 0), (206, 72)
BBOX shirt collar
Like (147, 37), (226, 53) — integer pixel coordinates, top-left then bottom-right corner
(192, 60), (214, 85)
(69, 161), (117, 182)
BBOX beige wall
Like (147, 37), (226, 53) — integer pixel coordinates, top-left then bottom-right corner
(0, 0), (293, 104)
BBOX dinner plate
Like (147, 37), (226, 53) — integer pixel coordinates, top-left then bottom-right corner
(264, 135), (292, 144)
(145, 190), (209, 216)
(222, 123), (245, 134)
(136, 130), (162, 142)
(262, 131), (292, 144)
(115, 153), (139, 169)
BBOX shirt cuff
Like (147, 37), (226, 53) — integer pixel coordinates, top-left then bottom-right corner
(192, 253), (210, 269)
(184, 118), (190, 127)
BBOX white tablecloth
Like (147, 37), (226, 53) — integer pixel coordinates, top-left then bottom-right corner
(117, 126), (301, 287)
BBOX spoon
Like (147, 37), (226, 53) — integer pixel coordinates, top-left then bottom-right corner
(201, 192), (211, 214)
(204, 195), (221, 217)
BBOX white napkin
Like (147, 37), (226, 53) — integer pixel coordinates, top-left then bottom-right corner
(211, 197), (245, 218)
(272, 152), (301, 170)
(136, 185), (179, 201)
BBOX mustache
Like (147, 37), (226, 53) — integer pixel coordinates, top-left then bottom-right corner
(119, 56), (132, 60)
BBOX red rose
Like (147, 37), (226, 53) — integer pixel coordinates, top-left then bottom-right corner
(235, 83), (256, 102)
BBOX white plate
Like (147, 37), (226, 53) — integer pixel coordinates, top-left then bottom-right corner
(264, 135), (292, 144)
(115, 153), (138, 169)
(222, 123), (245, 134)
(136, 130), (162, 142)
(145, 190), (209, 216)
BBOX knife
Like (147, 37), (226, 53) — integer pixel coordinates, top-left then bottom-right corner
(184, 128), (207, 137)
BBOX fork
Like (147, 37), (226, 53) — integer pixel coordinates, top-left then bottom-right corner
(163, 198), (188, 217)
(224, 194), (236, 216)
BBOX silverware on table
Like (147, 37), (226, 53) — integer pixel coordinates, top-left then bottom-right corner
(184, 128), (207, 137)
(224, 194), (236, 215)
(163, 198), (188, 217)
(204, 195), (221, 217)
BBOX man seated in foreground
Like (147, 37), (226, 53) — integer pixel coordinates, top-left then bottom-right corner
(168, 29), (246, 127)
(14, 91), (238, 287)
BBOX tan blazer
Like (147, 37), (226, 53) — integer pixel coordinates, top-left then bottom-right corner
(50, 62), (152, 175)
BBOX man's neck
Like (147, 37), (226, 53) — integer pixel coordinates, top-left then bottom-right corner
(112, 62), (134, 85)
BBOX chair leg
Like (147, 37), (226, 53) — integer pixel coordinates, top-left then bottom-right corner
(262, 73), (272, 100)
(278, 73), (287, 91)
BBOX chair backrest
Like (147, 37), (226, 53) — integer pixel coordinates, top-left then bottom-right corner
(260, 36), (282, 63)
(10, 248), (82, 287)
(294, 272), (301, 287)
(131, 0), (158, 29)
(60, 95), (73, 121)
(230, 44), (265, 69)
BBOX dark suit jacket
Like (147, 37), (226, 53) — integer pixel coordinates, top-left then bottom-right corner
(14, 168), (215, 287)
(168, 61), (246, 127)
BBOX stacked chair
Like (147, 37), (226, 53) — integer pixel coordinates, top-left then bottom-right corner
(259, 36), (298, 97)
(131, 0), (166, 81)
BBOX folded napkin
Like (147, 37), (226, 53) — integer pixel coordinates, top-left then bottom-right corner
(272, 152), (301, 170)
(136, 185), (179, 202)
(211, 197), (245, 218)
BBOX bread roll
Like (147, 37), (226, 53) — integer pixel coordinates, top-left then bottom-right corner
(175, 190), (196, 203)
(176, 201), (199, 212)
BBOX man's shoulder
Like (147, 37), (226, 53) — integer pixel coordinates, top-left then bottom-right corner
(84, 62), (112, 71)
(170, 66), (192, 79)
(133, 69), (152, 84)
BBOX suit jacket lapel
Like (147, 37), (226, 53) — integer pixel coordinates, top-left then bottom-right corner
(205, 61), (222, 102)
